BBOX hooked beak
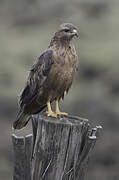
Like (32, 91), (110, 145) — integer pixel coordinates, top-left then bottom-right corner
(71, 29), (79, 38)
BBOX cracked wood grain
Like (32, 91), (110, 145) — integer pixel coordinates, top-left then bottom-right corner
(12, 114), (102, 180)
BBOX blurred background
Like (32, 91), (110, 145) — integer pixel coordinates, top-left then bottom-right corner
(0, 0), (119, 179)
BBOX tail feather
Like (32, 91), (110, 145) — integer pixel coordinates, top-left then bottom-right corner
(13, 111), (30, 130)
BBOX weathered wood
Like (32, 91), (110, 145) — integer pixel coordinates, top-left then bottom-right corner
(31, 114), (102, 180)
(12, 134), (32, 180)
(12, 114), (102, 180)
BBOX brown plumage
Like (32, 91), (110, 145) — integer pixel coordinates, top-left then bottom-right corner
(13, 23), (79, 130)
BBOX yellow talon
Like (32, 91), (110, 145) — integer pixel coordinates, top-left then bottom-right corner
(46, 111), (57, 118)
(55, 100), (68, 116)
(46, 100), (68, 118)
(46, 101), (57, 118)
(56, 111), (68, 116)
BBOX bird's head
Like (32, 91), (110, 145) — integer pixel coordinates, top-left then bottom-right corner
(54, 23), (79, 41)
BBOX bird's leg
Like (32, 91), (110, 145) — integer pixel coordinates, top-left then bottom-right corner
(55, 100), (68, 116)
(46, 101), (57, 118)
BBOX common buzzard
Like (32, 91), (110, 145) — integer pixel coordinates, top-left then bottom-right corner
(13, 23), (79, 130)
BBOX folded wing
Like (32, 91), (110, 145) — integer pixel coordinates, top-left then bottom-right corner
(19, 50), (54, 110)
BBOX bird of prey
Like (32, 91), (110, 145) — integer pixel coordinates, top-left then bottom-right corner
(13, 23), (79, 130)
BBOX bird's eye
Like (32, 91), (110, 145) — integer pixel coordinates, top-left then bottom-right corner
(64, 29), (70, 33)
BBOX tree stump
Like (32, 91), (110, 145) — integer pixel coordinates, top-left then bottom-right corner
(12, 114), (102, 180)
(31, 114), (102, 180)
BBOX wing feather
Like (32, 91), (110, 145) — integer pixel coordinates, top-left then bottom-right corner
(19, 50), (54, 109)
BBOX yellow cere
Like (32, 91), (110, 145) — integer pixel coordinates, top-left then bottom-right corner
(72, 29), (77, 33)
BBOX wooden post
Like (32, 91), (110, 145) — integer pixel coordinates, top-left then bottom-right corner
(12, 114), (102, 180)
(31, 114), (102, 180)
(12, 134), (32, 180)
